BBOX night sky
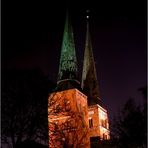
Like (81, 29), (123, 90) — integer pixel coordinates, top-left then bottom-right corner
(2, 0), (147, 120)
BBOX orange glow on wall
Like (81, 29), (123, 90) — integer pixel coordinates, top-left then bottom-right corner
(48, 89), (90, 148)
(88, 104), (110, 140)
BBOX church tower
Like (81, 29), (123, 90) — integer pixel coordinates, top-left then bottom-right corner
(81, 14), (101, 105)
(48, 11), (90, 148)
(81, 12), (110, 141)
(56, 12), (81, 91)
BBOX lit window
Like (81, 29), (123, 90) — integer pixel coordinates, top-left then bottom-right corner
(89, 118), (93, 128)
(100, 119), (108, 128)
(103, 134), (107, 140)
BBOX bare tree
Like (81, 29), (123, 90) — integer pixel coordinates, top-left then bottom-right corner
(1, 69), (55, 148)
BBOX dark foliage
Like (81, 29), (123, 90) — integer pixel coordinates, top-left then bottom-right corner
(15, 140), (48, 148)
(111, 87), (147, 148)
(1, 69), (56, 148)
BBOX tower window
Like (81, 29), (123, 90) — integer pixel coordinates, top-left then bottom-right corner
(89, 118), (93, 128)
(103, 133), (107, 140)
(101, 119), (107, 128)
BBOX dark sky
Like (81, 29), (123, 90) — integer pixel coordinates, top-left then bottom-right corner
(2, 0), (147, 120)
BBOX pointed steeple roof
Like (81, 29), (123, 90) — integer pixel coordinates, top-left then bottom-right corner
(56, 11), (81, 91)
(81, 15), (101, 105)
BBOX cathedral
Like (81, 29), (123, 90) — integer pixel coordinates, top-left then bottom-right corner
(48, 11), (110, 148)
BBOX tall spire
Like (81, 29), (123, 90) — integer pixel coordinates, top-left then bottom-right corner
(81, 11), (101, 105)
(56, 11), (80, 91)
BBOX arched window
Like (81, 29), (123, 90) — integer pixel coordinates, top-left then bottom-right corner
(89, 118), (93, 128)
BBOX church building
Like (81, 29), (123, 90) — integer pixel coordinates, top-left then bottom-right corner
(48, 11), (110, 148)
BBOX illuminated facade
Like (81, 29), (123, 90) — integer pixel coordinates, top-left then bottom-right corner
(88, 105), (110, 140)
(48, 89), (90, 148)
(48, 11), (110, 148)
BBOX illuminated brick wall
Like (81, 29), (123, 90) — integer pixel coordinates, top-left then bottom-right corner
(88, 104), (110, 140)
(48, 89), (90, 148)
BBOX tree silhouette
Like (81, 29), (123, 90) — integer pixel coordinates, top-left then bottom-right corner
(138, 86), (147, 147)
(1, 69), (55, 148)
(112, 86), (147, 148)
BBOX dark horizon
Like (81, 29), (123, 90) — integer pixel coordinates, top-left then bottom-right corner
(2, 0), (147, 120)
